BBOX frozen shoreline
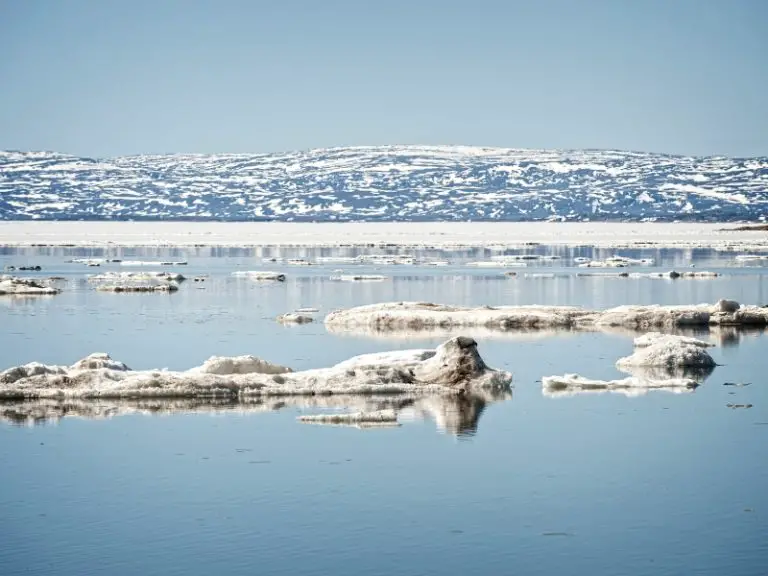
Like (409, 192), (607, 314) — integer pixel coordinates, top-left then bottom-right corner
(0, 221), (766, 249)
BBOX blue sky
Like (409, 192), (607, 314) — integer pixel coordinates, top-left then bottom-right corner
(1, 0), (766, 157)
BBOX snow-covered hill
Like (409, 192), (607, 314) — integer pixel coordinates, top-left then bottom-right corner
(1, 146), (767, 222)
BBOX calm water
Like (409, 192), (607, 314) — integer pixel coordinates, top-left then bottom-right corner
(1, 245), (767, 576)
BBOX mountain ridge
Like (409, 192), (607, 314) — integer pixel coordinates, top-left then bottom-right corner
(1, 145), (767, 222)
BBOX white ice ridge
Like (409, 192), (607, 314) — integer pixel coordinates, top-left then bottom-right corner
(0, 276), (60, 295)
(323, 299), (768, 332)
(0, 337), (512, 400)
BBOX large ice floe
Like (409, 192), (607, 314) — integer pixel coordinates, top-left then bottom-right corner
(0, 276), (60, 295)
(324, 300), (768, 333)
(542, 333), (717, 398)
(0, 337), (512, 400)
(0, 338), (512, 434)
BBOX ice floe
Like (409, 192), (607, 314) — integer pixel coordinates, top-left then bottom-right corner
(120, 260), (188, 266)
(468, 261), (527, 268)
(615, 333), (716, 370)
(542, 374), (699, 397)
(231, 271), (286, 281)
(96, 284), (179, 293)
(88, 271), (185, 282)
(330, 274), (387, 282)
(577, 256), (655, 268)
(626, 270), (720, 279)
(0, 277), (61, 295)
(735, 254), (768, 261)
(0, 337), (512, 400)
(324, 300), (768, 334)
(541, 333), (719, 398)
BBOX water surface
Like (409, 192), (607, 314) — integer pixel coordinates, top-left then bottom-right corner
(1, 245), (766, 575)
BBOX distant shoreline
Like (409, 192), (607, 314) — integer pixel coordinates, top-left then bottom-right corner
(0, 221), (766, 249)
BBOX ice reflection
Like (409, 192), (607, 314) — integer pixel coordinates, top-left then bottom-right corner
(0, 389), (512, 437)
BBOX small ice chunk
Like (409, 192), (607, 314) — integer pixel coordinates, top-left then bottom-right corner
(231, 271), (286, 281)
(542, 374), (698, 397)
(298, 409), (397, 424)
(120, 260), (187, 266)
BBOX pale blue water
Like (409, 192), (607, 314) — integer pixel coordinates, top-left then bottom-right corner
(1, 246), (767, 576)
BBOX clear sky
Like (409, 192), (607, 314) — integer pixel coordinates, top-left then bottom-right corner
(1, 0), (766, 157)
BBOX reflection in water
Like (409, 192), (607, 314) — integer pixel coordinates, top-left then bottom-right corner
(399, 389), (513, 437)
(326, 321), (767, 347)
(0, 389), (512, 437)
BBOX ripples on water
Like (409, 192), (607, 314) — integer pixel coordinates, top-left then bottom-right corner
(1, 245), (767, 576)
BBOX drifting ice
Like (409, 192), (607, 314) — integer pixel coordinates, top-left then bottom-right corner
(542, 333), (718, 398)
(542, 374), (698, 397)
(616, 332), (716, 369)
(324, 300), (768, 333)
(0, 277), (60, 295)
(0, 337), (512, 400)
(231, 271), (286, 281)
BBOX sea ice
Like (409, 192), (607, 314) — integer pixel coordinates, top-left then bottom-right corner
(324, 302), (593, 331)
(615, 333), (716, 369)
(735, 255), (768, 261)
(120, 260), (188, 266)
(96, 284), (178, 293)
(0, 277), (60, 295)
(324, 300), (768, 333)
(231, 271), (286, 281)
(88, 271), (185, 282)
(542, 374), (698, 397)
(0, 337), (512, 400)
